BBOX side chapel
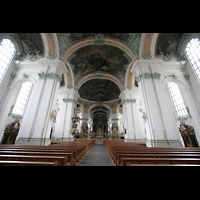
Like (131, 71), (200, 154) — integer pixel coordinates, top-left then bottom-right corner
(0, 33), (200, 148)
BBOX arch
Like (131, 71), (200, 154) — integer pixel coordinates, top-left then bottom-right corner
(87, 103), (112, 114)
(179, 33), (200, 60)
(162, 76), (190, 90)
(62, 38), (137, 63)
(150, 33), (159, 58)
(40, 33), (49, 58)
(76, 72), (123, 91)
(64, 61), (74, 88)
(10, 76), (37, 90)
(140, 33), (154, 57)
(45, 33), (56, 56)
(0, 34), (20, 55)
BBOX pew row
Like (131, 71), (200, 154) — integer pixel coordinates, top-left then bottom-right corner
(0, 140), (95, 166)
(103, 140), (200, 166)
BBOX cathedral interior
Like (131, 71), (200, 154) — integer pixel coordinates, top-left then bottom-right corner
(0, 33), (200, 148)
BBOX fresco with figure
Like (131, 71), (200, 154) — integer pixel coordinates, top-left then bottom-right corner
(70, 45), (129, 86)
(155, 33), (183, 58)
(57, 33), (130, 44)
(0, 33), (44, 61)
(78, 79), (121, 102)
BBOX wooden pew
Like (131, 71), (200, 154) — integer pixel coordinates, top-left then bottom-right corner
(104, 140), (200, 166)
(0, 160), (58, 166)
(0, 151), (74, 166)
(122, 157), (200, 166)
(0, 154), (70, 166)
(128, 164), (200, 166)
(0, 140), (95, 166)
(117, 153), (200, 166)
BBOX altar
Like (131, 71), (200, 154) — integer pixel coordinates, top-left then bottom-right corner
(97, 136), (103, 140)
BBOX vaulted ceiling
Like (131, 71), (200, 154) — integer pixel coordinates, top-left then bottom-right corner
(90, 106), (110, 126)
(2, 32), (192, 124)
(78, 79), (120, 102)
(70, 45), (129, 88)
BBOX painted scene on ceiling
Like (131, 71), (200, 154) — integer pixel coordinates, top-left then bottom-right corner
(69, 45), (129, 86)
(78, 79), (121, 102)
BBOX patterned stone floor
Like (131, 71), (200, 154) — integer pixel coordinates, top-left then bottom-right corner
(78, 142), (114, 166)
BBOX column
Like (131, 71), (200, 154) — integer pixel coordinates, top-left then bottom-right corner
(120, 91), (135, 141)
(130, 94), (145, 142)
(16, 60), (62, 145)
(53, 95), (68, 140)
(136, 61), (182, 147)
(62, 91), (77, 140)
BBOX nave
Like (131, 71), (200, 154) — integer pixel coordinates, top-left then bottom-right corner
(78, 141), (113, 166)
(0, 139), (200, 166)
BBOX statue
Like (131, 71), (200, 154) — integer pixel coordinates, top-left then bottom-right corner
(72, 121), (77, 136)
(81, 122), (88, 138)
(179, 122), (199, 147)
(1, 120), (20, 144)
(111, 123), (118, 134)
(71, 108), (80, 136)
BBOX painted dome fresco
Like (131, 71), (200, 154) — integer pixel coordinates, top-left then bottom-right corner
(69, 45), (129, 87)
(78, 79), (121, 102)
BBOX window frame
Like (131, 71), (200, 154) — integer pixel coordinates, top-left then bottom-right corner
(0, 38), (17, 84)
(167, 81), (189, 119)
(12, 81), (33, 117)
(185, 37), (200, 83)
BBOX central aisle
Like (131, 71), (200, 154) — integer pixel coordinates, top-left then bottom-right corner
(78, 142), (114, 166)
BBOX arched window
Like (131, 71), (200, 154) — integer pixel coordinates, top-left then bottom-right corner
(185, 38), (200, 83)
(0, 38), (16, 83)
(167, 82), (188, 117)
(12, 81), (33, 116)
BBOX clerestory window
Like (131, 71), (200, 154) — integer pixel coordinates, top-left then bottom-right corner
(185, 38), (200, 83)
(12, 81), (33, 116)
(0, 38), (16, 83)
(167, 82), (188, 117)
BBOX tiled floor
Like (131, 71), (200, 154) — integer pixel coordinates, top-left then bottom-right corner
(78, 142), (113, 166)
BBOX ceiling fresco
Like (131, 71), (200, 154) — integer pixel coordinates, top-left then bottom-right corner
(78, 79), (121, 102)
(57, 33), (130, 44)
(155, 33), (183, 58)
(17, 33), (44, 55)
(0, 33), (44, 61)
(69, 45), (129, 87)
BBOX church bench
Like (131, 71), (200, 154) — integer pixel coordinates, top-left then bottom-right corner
(103, 140), (200, 164)
(0, 154), (72, 166)
(0, 151), (75, 166)
(117, 153), (200, 166)
(0, 148), (79, 163)
(0, 140), (95, 165)
(122, 157), (200, 166)
(0, 160), (58, 166)
(128, 164), (200, 166)
(114, 150), (200, 165)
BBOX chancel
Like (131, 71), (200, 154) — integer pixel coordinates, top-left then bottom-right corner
(0, 33), (200, 166)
